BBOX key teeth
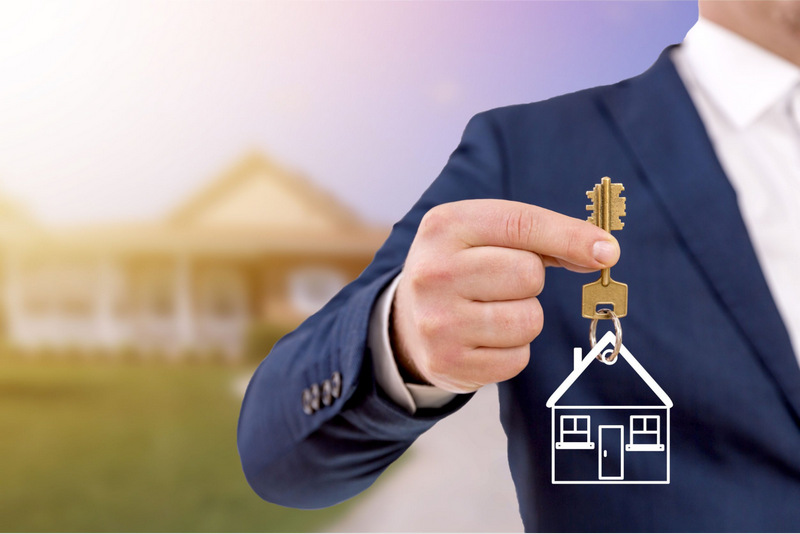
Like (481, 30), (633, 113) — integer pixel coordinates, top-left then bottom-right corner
(586, 180), (627, 230)
(611, 196), (627, 222)
(586, 188), (599, 227)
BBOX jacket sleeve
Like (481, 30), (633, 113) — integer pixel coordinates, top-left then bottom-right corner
(237, 110), (509, 509)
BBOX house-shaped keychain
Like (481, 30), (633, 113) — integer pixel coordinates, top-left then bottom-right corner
(546, 331), (672, 484)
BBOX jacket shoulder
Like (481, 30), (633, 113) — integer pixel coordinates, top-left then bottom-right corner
(476, 82), (620, 137)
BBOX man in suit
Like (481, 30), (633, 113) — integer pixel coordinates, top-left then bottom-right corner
(238, 2), (800, 531)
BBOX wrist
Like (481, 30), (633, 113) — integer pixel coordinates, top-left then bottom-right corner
(389, 289), (431, 386)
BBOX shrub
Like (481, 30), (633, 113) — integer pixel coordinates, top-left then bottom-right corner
(244, 323), (292, 364)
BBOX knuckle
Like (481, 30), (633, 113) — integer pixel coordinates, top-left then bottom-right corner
(520, 255), (545, 296)
(406, 270), (425, 294)
(407, 265), (429, 292)
(521, 299), (544, 339)
(562, 225), (583, 261)
(418, 205), (452, 238)
(408, 258), (453, 289)
(417, 310), (447, 340)
(503, 208), (538, 248)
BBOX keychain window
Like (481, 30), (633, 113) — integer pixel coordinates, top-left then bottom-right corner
(556, 416), (594, 449)
(627, 415), (663, 451)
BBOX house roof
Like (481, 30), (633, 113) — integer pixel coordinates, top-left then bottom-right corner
(545, 331), (673, 408)
(168, 151), (365, 234)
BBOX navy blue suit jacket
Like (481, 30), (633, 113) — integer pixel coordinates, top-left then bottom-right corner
(238, 47), (800, 532)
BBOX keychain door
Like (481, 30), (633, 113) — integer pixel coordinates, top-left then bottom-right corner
(599, 425), (624, 480)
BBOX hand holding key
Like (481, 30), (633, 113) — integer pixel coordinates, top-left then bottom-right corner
(391, 199), (620, 393)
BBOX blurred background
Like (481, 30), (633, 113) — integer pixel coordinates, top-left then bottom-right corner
(0, 1), (697, 531)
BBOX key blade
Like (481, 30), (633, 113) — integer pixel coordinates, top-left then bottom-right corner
(608, 183), (626, 231)
(582, 278), (628, 319)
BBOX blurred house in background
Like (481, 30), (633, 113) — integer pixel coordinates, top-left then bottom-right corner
(0, 153), (387, 358)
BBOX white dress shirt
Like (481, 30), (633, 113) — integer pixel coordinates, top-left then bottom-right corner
(370, 17), (800, 414)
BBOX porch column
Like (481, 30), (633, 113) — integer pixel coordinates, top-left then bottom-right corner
(3, 252), (24, 347)
(94, 256), (118, 350)
(173, 255), (195, 353)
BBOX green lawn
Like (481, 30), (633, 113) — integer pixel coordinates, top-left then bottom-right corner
(0, 357), (356, 532)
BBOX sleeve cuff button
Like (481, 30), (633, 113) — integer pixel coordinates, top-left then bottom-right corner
(301, 388), (314, 415)
(309, 383), (321, 411)
(321, 380), (333, 406)
(331, 372), (342, 399)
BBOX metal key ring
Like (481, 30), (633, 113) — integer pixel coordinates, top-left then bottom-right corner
(589, 308), (622, 364)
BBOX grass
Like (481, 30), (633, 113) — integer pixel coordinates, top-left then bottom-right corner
(0, 357), (356, 532)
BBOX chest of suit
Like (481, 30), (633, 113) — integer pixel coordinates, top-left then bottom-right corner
(489, 86), (800, 530)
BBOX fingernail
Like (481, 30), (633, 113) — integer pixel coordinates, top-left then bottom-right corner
(592, 241), (618, 266)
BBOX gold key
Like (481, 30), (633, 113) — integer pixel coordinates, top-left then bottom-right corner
(582, 177), (627, 319)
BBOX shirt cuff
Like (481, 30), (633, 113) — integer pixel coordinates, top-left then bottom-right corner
(368, 272), (458, 414)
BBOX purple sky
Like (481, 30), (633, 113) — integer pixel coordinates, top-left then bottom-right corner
(0, 1), (698, 226)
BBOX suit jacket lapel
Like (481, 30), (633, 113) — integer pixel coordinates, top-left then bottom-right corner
(599, 45), (800, 420)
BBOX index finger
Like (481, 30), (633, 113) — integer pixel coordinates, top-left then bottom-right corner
(439, 199), (620, 271)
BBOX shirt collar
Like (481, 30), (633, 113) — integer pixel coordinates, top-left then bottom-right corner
(681, 17), (800, 129)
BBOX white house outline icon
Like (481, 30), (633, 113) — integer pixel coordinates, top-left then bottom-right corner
(546, 330), (673, 484)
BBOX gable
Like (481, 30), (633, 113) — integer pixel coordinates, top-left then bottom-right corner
(186, 172), (336, 232)
(546, 331), (673, 408)
(169, 152), (361, 234)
